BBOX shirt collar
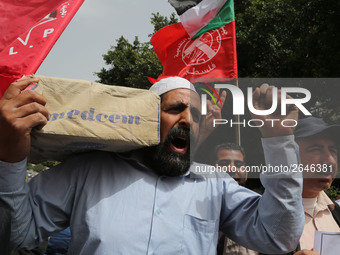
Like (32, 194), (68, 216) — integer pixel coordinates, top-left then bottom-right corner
(317, 190), (335, 210)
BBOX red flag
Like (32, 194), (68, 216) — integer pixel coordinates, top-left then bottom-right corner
(0, 0), (66, 52)
(151, 22), (238, 83)
(0, 0), (84, 98)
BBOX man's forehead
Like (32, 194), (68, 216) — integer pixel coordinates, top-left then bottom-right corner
(297, 132), (337, 147)
(162, 88), (200, 106)
(218, 149), (244, 157)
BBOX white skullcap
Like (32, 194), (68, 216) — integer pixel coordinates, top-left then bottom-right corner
(149, 77), (197, 96)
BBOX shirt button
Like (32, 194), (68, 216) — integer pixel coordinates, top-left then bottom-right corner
(156, 209), (161, 215)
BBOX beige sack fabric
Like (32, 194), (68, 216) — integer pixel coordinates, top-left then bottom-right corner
(29, 75), (160, 163)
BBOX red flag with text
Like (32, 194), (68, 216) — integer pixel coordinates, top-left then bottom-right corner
(151, 21), (238, 83)
(0, 0), (84, 98)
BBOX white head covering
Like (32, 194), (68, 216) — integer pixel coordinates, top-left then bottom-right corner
(149, 77), (197, 96)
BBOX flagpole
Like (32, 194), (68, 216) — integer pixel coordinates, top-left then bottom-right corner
(235, 78), (241, 146)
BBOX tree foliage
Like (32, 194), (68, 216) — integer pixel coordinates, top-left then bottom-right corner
(95, 13), (177, 89)
(233, 0), (340, 124)
(149, 12), (178, 36)
(235, 0), (340, 78)
(325, 185), (340, 201)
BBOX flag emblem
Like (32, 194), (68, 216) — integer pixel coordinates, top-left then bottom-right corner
(12, 11), (57, 55)
(182, 28), (222, 67)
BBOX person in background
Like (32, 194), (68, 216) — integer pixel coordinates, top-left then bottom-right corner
(292, 117), (340, 255)
(214, 143), (248, 186)
(214, 142), (259, 255)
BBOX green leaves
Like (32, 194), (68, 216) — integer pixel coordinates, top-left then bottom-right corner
(235, 0), (340, 78)
(95, 13), (177, 89)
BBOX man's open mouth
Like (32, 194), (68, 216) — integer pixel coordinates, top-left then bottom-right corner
(170, 135), (189, 154)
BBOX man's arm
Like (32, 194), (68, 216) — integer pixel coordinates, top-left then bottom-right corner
(0, 158), (80, 251)
(0, 78), (50, 250)
(220, 84), (304, 253)
(261, 135), (304, 251)
(220, 136), (304, 253)
(255, 84), (303, 252)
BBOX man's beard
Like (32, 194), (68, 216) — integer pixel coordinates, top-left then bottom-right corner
(143, 126), (196, 177)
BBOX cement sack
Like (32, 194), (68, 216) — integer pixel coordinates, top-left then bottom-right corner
(28, 75), (160, 163)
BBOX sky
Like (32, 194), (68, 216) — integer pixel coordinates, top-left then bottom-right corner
(36, 0), (174, 82)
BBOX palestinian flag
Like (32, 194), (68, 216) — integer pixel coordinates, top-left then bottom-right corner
(151, 0), (237, 82)
(169, 0), (234, 38)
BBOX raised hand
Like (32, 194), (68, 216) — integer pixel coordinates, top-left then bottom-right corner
(250, 83), (298, 138)
(0, 77), (49, 163)
(197, 88), (227, 147)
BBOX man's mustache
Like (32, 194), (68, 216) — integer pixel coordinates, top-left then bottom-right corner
(165, 126), (189, 142)
(164, 126), (196, 149)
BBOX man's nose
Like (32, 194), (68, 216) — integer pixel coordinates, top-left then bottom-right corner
(178, 108), (191, 129)
(323, 149), (337, 170)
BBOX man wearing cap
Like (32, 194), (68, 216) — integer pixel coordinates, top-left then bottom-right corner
(291, 117), (340, 255)
(0, 78), (304, 254)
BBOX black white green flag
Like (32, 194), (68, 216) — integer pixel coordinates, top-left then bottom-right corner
(168, 0), (234, 38)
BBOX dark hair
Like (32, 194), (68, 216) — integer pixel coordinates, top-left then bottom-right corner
(213, 143), (245, 163)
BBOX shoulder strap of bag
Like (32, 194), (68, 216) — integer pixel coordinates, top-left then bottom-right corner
(329, 202), (340, 227)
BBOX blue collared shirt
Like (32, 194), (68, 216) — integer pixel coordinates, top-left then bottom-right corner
(0, 136), (304, 254)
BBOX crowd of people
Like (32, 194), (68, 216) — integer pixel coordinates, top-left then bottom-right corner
(0, 76), (339, 255)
